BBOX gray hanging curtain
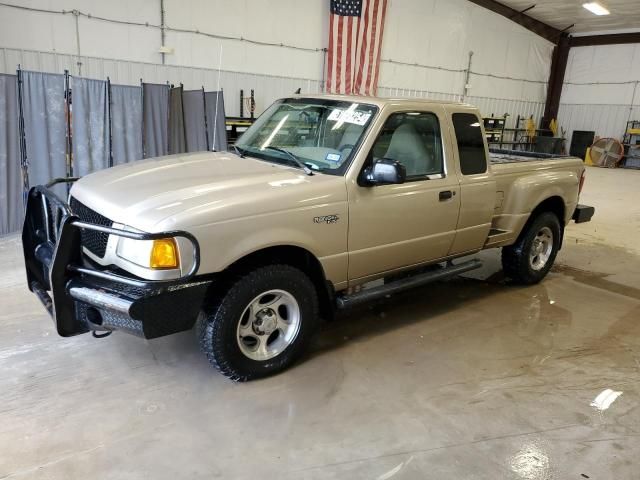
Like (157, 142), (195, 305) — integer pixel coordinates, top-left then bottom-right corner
(205, 91), (228, 152)
(71, 77), (109, 177)
(21, 71), (67, 197)
(0, 74), (22, 235)
(110, 84), (143, 165)
(168, 86), (186, 154)
(142, 83), (169, 158)
(183, 90), (208, 152)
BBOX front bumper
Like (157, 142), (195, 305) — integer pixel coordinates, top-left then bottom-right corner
(22, 180), (210, 339)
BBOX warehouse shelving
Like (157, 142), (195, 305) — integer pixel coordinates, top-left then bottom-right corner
(622, 120), (640, 170)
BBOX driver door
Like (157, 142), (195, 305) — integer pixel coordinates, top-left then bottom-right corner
(347, 108), (461, 282)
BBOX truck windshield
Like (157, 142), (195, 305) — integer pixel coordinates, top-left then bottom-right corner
(235, 98), (378, 175)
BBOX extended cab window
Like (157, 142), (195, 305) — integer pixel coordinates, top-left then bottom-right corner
(370, 112), (444, 178)
(452, 113), (487, 175)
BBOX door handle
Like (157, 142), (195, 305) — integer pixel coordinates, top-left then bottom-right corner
(439, 190), (454, 201)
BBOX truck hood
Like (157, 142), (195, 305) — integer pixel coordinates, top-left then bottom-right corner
(70, 152), (347, 232)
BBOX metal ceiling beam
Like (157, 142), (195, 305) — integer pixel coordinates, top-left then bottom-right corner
(570, 32), (640, 47)
(466, 0), (562, 43)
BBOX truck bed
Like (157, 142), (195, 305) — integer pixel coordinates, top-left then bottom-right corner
(489, 148), (572, 165)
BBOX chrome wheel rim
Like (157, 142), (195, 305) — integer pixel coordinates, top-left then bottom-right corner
(529, 226), (554, 271)
(236, 289), (301, 361)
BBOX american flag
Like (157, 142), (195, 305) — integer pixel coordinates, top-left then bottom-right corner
(326, 0), (388, 96)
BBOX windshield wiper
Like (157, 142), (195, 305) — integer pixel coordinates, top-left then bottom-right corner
(231, 144), (246, 158)
(263, 146), (314, 176)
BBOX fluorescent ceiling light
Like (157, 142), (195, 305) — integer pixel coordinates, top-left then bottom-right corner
(582, 2), (610, 15)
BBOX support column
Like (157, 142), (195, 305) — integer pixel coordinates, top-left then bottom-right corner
(542, 34), (570, 130)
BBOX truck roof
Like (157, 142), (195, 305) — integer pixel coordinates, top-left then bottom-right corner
(292, 93), (472, 108)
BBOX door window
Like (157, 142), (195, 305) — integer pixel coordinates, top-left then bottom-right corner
(452, 113), (487, 175)
(369, 112), (444, 179)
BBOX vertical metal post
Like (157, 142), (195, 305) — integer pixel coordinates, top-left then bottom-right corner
(212, 91), (221, 152)
(16, 65), (29, 205)
(212, 44), (223, 150)
(202, 86), (210, 151)
(240, 89), (244, 118)
(463, 51), (474, 102)
(64, 70), (73, 189)
(160, 0), (166, 65)
(73, 10), (83, 76)
(140, 79), (146, 158)
(542, 34), (570, 130)
(321, 48), (327, 93)
(250, 89), (255, 120)
(180, 83), (187, 152)
(165, 81), (170, 155)
(626, 80), (639, 126)
(107, 77), (114, 167)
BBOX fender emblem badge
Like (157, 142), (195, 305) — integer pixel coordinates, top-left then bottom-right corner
(314, 214), (339, 225)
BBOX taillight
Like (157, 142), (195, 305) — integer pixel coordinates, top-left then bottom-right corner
(579, 170), (586, 195)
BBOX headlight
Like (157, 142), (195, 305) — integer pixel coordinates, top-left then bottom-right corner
(116, 236), (180, 270)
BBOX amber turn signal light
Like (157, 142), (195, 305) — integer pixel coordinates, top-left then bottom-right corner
(150, 238), (179, 269)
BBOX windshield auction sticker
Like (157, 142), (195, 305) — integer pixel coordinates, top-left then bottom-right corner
(328, 108), (371, 126)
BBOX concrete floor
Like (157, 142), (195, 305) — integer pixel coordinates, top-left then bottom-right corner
(1, 166), (639, 479)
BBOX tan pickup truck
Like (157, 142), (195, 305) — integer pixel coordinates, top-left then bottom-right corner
(23, 95), (594, 380)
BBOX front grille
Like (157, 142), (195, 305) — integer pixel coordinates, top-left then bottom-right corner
(69, 197), (113, 258)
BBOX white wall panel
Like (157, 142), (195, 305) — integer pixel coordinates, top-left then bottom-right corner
(1, 0), (553, 122)
(1, 0), (552, 103)
(378, 85), (545, 128)
(2, 43), (545, 124)
(559, 43), (640, 142)
(378, 0), (553, 102)
(558, 103), (636, 141)
(0, 47), (320, 117)
(163, 0), (325, 80)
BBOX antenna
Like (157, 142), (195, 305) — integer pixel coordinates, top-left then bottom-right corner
(212, 44), (223, 151)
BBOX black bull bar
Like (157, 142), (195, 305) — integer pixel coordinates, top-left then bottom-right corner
(22, 179), (210, 339)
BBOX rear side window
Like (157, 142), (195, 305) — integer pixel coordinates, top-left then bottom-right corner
(452, 113), (487, 175)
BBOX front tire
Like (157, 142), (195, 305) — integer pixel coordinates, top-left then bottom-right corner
(198, 264), (319, 381)
(501, 212), (562, 285)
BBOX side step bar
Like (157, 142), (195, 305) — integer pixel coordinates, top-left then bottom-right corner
(336, 259), (483, 310)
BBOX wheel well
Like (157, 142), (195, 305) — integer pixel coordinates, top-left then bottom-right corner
(532, 196), (565, 226)
(224, 246), (335, 321)
(521, 196), (566, 248)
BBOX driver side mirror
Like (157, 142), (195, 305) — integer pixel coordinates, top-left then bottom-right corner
(363, 159), (407, 186)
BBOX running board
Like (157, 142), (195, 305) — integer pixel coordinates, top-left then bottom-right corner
(336, 259), (483, 310)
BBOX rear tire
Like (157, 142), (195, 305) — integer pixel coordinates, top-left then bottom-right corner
(197, 264), (319, 381)
(501, 212), (562, 285)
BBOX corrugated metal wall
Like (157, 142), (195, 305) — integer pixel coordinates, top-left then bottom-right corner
(378, 86), (545, 129)
(3, 47), (547, 128)
(0, 47), (322, 117)
(558, 45), (640, 143)
(558, 103), (640, 142)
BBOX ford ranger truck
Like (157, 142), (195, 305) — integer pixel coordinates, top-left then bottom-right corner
(22, 95), (595, 380)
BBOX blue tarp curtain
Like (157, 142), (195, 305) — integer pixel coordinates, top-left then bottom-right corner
(169, 86), (186, 154)
(21, 71), (67, 199)
(183, 89), (208, 152)
(0, 72), (232, 235)
(110, 84), (143, 165)
(143, 83), (169, 158)
(0, 74), (22, 235)
(72, 77), (109, 176)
